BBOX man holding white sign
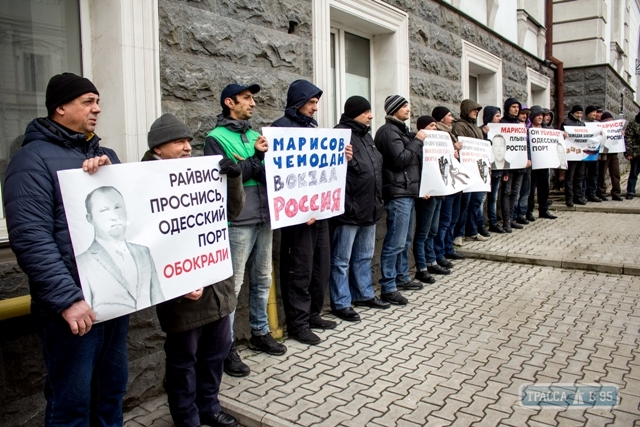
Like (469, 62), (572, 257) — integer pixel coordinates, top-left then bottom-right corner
(526, 106), (557, 219)
(591, 112), (624, 201)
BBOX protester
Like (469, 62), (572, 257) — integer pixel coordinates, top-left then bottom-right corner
(583, 105), (601, 202)
(543, 108), (554, 128)
(451, 99), (488, 242)
(375, 95), (426, 305)
(146, 113), (243, 427)
(272, 79), (351, 344)
(432, 106), (465, 270)
(515, 104), (533, 224)
(561, 105), (586, 207)
(483, 106), (509, 234)
(527, 106), (557, 219)
(205, 83), (286, 376)
(596, 112), (623, 201)
(624, 110), (640, 199)
(329, 96), (389, 322)
(499, 98), (527, 232)
(413, 115), (450, 279)
(4, 73), (126, 426)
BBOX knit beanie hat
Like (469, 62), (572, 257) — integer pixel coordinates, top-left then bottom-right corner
(585, 105), (597, 116)
(147, 113), (193, 150)
(432, 106), (451, 122)
(344, 96), (371, 119)
(600, 111), (614, 121)
(570, 105), (584, 114)
(46, 73), (99, 116)
(384, 95), (408, 116)
(416, 115), (436, 130)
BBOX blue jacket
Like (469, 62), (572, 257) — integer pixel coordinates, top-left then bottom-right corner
(271, 80), (323, 128)
(4, 118), (120, 318)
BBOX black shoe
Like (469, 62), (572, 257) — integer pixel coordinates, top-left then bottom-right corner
(598, 195), (609, 201)
(626, 194), (634, 200)
(309, 317), (337, 330)
(574, 199), (587, 205)
(587, 195), (602, 203)
(566, 200), (574, 207)
(525, 212), (536, 222)
(427, 264), (451, 275)
(510, 221), (523, 230)
(290, 328), (321, 345)
(249, 333), (287, 355)
(503, 224), (513, 233)
(445, 252), (466, 260)
(381, 291), (408, 305)
(397, 279), (424, 290)
(354, 297), (391, 309)
(612, 195), (624, 201)
(538, 210), (557, 219)
(331, 307), (361, 321)
(201, 411), (238, 427)
(489, 223), (505, 234)
(515, 216), (529, 225)
(224, 344), (250, 377)
(436, 258), (454, 268)
(415, 270), (436, 284)
(478, 228), (491, 238)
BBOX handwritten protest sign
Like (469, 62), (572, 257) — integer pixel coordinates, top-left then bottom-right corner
(263, 127), (350, 229)
(564, 126), (602, 161)
(419, 130), (474, 197)
(585, 119), (626, 154)
(486, 123), (528, 169)
(458, 136), (491, 192)
(58, 156), (232, 322)
(529, 128), (567, 169)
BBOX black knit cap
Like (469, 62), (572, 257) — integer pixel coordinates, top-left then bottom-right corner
(585, 105), (598, 116)
(344, 96), (371, 119)
(416, 115), (436, 130)
(432, 106), (451, 122)
(600, 111), (614, 121)
(384, 95), (408, 116)
(570, 105), (584, 114)
(148, 113), (193, 150)
(46, 73), (99, 116)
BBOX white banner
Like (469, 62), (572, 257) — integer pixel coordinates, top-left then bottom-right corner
(419, 130), (473, 197)
(458, 136), (491, 192)
(58, 157), (232, 322)
(529, 128), (567, 170)
(263, 127), (349, 229)
(564, 126), (602, 161)
(585, 119), (627, 154)
(486, 123), (529, 169)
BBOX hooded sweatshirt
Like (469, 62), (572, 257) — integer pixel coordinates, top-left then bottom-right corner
(483, 106), (501, 127)
(500, 97), (522, 124)
(542, 108), (555, 129)
(452, 99), (484, 139)
(271, 80), (323, 128)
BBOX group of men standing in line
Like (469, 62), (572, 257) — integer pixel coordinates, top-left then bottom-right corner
(5, 71), (640, 427)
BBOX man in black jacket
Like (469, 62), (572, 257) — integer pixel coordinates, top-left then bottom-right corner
(4, 73), (125, 426)
(329, 96), (389, 322)
(561, 105), (586, 206)
(374, 95), (426, 306)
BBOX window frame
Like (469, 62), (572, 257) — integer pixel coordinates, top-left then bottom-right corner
(526, 67), (551, 109)
(461, 41), (503, 123)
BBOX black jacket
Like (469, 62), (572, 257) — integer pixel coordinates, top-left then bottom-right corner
(374, 116), (422, 200)
(562, 113), (584, 130)
(332, 116), (383, 226)
(4, 118), (120, 318)
(271, 80), (323, 128)
(500, 98), (522, 124)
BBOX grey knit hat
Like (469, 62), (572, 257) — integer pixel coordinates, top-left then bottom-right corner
(384, 95), (408, 116)
(147, 113), (193, 149)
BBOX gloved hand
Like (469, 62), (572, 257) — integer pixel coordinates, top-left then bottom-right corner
(219, 157), (241, 178)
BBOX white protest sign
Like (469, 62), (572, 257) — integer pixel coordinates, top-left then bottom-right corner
(486, 123), (528, 169)
(458, 136), (491, 192)
(58, 156), (232, 322)
(564, 126), (602, 161)
(585, 120), (626, 153)
(263, 127), (350, 229)
(419, 130), (473, 197)
(529, 127), (567, 169)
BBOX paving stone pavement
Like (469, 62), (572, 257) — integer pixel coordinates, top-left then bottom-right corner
(125, 256), (640, 426)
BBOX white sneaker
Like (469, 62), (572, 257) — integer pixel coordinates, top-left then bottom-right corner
(453, 237), (464, 246)
(465, 234), (489, 242)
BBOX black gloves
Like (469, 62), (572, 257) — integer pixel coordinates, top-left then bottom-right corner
(219, 157), (241, 178)
(253, 149), (265, 161)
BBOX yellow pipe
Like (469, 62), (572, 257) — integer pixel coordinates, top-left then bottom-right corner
(267, 265), (283, 339)
(0, 295), (31, 321)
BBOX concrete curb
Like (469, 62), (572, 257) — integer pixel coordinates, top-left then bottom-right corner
(458, 249), (638, 276)
(220, 396), (298, 427)
(551, 204), (640, 214)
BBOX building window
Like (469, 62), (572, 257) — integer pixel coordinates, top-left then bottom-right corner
(313, 0), (408, 131)
(526, 68), (551, 108)
(468, 75), (479, 102)
(461, 41), (502, 123)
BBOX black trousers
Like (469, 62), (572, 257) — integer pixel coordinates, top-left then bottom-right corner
(565, 161), (585, 202)
(164, 316), (231, 427)
(280, 219), (330, 335)
(501, 170), (524, 226)
(597, 154), (621, 197)
(528, 168), (550, 213)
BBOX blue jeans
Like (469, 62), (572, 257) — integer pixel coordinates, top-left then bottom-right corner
(627, 157), (640, 196)
(466, 192), (486, 236)
(515, 168), (531, 218)
(228, 222), (272, 337)
(413, 197), (441, 270)
(454, 192), (472, 239)
(379, 197), (415, 293)
(329, 224), (376, 310)
(39, 316), (129, 427)
(488, 170), (503, 225)
(435, 193), (461, 259)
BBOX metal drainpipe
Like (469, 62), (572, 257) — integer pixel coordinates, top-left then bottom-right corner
(0, 295), (31, 321)
(545, 0), (564, 124)
(267, 265), (283, 339)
